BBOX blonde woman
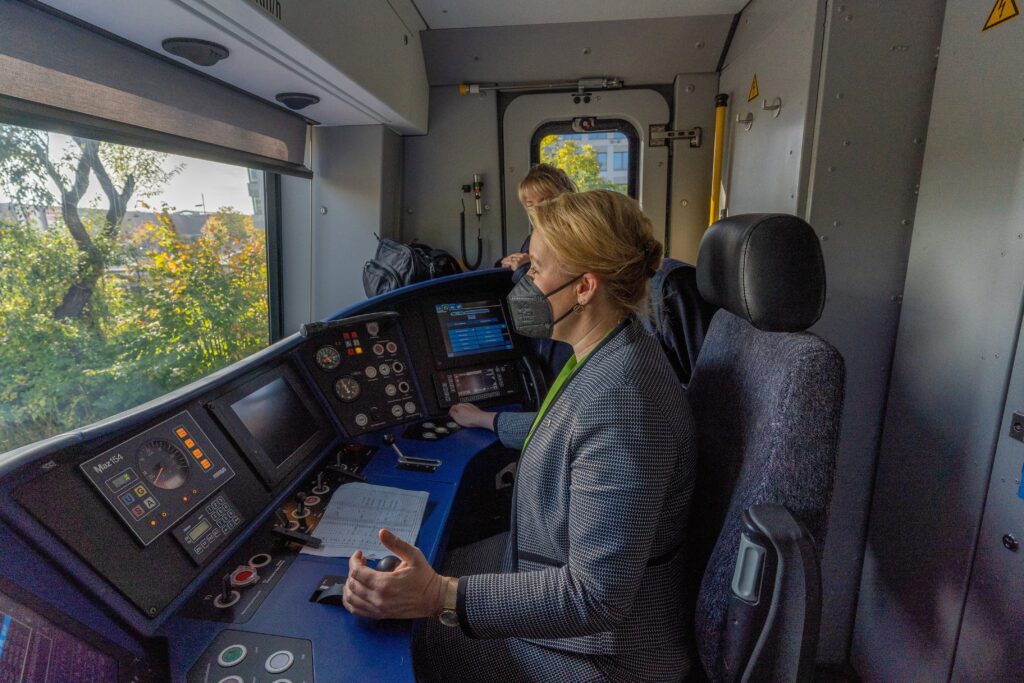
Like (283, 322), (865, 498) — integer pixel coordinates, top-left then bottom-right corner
(500, 163), (577, 277)
(343, 191), (697, 682)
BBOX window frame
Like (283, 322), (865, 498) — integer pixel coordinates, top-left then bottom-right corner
(529, 119), (640, 198)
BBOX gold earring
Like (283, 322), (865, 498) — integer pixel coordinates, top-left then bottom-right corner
(572, 303), (584, 313)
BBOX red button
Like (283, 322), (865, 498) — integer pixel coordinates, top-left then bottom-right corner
(236, 570), (253, 582)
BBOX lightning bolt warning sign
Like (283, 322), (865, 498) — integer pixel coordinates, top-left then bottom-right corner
(984, 0), (1019, 31)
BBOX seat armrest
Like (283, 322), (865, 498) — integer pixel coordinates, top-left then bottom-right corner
(722, 504), (821, 683)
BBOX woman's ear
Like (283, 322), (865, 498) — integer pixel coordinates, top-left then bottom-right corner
(577, 272), (602, 305)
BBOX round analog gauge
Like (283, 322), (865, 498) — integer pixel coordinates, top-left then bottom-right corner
(315, 345), (341, 371)
(334, 377), (361, 402)
(137, 439), (190, 490)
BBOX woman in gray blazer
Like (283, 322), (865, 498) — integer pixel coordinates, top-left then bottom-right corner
(342, 190), (697, 682)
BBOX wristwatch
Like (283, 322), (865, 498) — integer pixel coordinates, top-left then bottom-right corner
(438, 576), (460, 627)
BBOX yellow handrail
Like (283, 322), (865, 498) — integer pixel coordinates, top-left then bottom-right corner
(709, 94), (729, 226)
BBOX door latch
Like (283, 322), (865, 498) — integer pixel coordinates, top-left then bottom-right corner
(1010, 411), (1024, 442)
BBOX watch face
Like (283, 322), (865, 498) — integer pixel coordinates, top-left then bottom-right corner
(439, 609), (460, 627)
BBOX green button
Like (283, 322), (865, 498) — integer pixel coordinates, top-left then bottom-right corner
(217, 644), (247, 668)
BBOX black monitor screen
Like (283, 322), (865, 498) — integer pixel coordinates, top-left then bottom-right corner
(0, 589), (117, 682)
(230, 377), (320, 467)
(435, 300), (514, 358)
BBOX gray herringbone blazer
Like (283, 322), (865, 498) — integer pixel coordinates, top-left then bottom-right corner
(459, 318), (697, 665)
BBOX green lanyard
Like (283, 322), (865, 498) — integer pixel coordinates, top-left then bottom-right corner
(522, 324), (619, 449)
(522, 353), (580, 449)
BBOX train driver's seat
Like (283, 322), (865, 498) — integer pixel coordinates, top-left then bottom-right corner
(684, 214), (846, 682)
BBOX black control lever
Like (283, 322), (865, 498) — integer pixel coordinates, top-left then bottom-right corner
(383, 433), (442, 471)
(272, 526), (323, 549)
(327, 462), (368, 483)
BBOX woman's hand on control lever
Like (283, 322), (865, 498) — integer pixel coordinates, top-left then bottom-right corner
(449, 403), (496, 431)
(343, 529), (447, 619)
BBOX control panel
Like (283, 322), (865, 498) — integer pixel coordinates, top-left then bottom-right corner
(187, 630), (313, 683)
(302, 313), (423, 435)
(434, 362), (520, 408)
(172, 492), (243, 565)
(80, 411), (234, 546)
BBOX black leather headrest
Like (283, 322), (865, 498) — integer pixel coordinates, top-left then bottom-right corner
(696, 214), (825, 332)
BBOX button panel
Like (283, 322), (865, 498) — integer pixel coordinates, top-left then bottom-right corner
(80, 411), (235, 546)
(303, 313), (423, 435)
(171, 492), (242, 564)
(187, 630), (313, 683)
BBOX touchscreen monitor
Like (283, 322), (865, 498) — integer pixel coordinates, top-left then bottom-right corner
(210, 364), (332, 486)
(434, 300), (514, 358)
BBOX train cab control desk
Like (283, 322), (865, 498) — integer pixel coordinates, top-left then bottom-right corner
(0, 271), (533, 683)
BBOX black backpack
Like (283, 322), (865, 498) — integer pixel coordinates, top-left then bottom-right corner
(363, 237), (462, 297)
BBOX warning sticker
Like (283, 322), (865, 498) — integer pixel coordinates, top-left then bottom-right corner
(983, 0), (1019, 31)
(747, 74), (759, 102)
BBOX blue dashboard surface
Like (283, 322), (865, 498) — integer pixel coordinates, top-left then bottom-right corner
(162, 429), (501, 682)
(0, 270), (524, 682)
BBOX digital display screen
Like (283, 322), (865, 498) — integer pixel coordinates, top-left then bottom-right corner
(187, 519), (211, 543)
(230, 377), (320, 468)
(0, 589), (117, 682)
(435, 300), (514, 358)
(453, 368), (500, 398)
(104, 469), (134, 492)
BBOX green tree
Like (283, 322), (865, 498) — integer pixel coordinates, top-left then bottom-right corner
(0, 124), (180, 320)
(539, 136), (625, 193)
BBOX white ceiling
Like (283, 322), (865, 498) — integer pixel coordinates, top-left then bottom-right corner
(413, 0), (747, 29)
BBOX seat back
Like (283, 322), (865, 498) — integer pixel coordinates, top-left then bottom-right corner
(686, 214), (845, 682)
(644, 258), (718, 385)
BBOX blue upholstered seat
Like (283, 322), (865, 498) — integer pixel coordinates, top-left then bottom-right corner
(685, 214), (846, 682)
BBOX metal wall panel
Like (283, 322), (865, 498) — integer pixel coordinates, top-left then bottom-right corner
(310, 125), (398, 320)
(718, 0), (827, 216)
(853, 1), (1024, 680)
(401, 86), (503, 267)
(280, 174), (313, 334)
(669, 73), (718, 263)
(806, 0), (945, 665)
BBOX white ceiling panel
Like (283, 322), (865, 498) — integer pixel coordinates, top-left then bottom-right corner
(413, 0), (748, 29)
(37, 0), (416, 129)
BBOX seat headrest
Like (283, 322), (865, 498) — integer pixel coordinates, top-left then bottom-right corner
(696, 214), (825, 332)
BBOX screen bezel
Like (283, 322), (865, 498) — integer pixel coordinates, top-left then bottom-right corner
(421, 295), (523, 369)
(208, 363), (333, 487)
(0, 576), (140, 683)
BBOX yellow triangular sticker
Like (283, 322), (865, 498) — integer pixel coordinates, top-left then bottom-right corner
(984, 0), (1019, 30)
(748, 74), (759, 102)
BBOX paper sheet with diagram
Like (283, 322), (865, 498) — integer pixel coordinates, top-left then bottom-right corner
(300, 482), (429, 559)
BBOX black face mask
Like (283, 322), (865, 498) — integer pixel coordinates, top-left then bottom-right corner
(506, 273), (583, 338)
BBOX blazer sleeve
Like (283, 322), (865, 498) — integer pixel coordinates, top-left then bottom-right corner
(493, 411), (536, 450)
(460, 387), (679, 639)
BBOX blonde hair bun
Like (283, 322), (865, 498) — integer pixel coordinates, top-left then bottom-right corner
(528, 190), (663, 316)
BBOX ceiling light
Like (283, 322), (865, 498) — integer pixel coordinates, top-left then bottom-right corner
(275, 93), (321, 111)
(161, 38), (229, 67)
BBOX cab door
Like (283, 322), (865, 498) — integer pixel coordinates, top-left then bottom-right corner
(501, 90), (670, 254)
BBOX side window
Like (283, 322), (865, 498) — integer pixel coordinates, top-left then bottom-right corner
(0, 121), (272, 453)
(530, 120), (638, 197)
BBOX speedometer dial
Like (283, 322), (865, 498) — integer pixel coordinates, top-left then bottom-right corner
(316, 345), (342, 370)
(137, 439), (190, 490)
